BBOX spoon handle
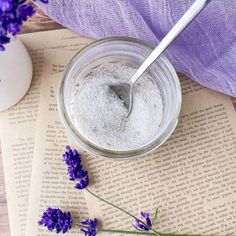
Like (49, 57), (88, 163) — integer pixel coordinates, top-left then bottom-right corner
(129, 0), (211, 85)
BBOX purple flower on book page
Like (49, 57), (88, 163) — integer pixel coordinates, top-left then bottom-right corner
(135, 211), (152, 231)
(81, 218), (98, 236)
(38, 208), (73, 233)
(63, 145), (89, 189)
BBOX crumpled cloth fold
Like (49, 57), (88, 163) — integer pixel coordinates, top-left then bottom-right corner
(36, 0), (236, 97)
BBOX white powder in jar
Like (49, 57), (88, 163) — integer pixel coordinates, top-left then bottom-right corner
(70, 61), (163, 151)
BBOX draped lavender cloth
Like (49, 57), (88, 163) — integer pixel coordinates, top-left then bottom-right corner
(36, 0), (236, 97)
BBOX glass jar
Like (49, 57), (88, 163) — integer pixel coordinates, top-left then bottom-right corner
(58, 37), (182, 159)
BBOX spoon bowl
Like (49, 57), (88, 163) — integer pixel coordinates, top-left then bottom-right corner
(109, 82), (133, 116)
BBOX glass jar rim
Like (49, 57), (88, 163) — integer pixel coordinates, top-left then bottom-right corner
(57, 36), (182, 160)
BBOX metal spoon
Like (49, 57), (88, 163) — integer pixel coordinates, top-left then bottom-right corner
(109, 0), (211, 116)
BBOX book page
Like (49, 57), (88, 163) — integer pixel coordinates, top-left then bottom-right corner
(26, 48), (236, 236)
(26, 66), (90, 236)
(0, 29), (93, 236)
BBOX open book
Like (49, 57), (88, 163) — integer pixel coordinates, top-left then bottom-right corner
(0, 29), (235, 236)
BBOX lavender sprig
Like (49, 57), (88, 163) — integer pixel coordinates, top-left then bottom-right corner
(39, 211), (204, 236)
(63, 145), (89, 189)
(0, 0), (48, 51)
(81, 218), (98, 236)
(62, 146), (160, 235)
(38, 208), (73, 233)
(39, 147), (206, 236)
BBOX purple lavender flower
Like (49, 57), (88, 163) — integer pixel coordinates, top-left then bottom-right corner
(81, 218), (98, 236)
(63, 146), (89, 189)
(38, 208), (73, 233)
(0, 0), (48, 51)
(0, 0), (13, 12)
(135, 211), (152, 231)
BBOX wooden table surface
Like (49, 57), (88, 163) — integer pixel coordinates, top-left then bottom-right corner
(0, 6), (63, 236)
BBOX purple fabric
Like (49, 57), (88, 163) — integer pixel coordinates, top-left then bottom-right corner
(37, 0), (236, 97)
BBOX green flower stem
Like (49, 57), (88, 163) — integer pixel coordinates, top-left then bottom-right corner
(100, 229), (158, 235)
(78, 225), (156, 235)
(101, 230), (203, 236)
(78, 224), (204, 236)
(85, 188), (160, 236)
